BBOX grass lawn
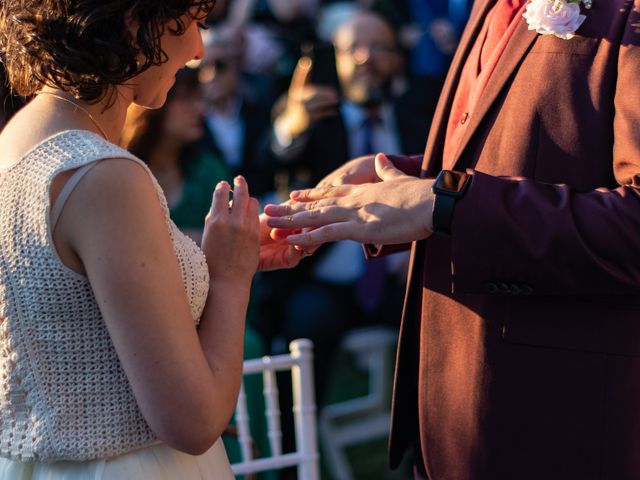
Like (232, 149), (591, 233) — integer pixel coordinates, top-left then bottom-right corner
(320, 347), (413, 480)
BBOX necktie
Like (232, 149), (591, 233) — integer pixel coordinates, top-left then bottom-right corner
(361, 114), (380, 155)
(356, 113), (386, 314)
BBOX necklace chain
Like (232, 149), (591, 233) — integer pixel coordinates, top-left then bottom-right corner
(39, 92), (109, 141)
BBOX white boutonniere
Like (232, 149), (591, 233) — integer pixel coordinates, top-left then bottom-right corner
(523, 0), (593, 40)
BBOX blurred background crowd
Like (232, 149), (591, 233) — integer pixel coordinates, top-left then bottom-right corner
(1, 0), (472, 478)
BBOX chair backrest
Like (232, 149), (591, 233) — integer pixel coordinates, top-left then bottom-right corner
(231, 339), (319, 480)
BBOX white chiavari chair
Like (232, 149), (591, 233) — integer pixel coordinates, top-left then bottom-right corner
(231, 339), (319, 480)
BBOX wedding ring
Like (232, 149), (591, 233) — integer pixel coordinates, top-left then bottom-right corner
(287, 215), (294, 222)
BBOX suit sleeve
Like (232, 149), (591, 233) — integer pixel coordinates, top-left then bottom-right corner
(387, 154), (424, 177)
(450, 9), (640, 295)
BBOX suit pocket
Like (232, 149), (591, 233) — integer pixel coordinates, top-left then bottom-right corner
(503, 297), (640, 356)
(528, 35), (599, 56)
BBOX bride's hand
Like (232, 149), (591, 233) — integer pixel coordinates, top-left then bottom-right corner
(201, 176), (260, 285)
(257, 213), (319, 271)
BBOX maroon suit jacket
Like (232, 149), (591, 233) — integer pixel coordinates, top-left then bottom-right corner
(383, 1), (640, 479)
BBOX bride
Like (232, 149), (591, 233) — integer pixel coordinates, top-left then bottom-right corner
(0, 0), (308, 478)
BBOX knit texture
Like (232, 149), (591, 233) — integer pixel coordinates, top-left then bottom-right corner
(0, 130), (210, 462)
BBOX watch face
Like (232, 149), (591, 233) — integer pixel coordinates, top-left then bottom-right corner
(438, 170), (469, 193)
(434, 170), (471, 197)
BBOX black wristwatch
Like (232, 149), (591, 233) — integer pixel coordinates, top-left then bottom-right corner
(431, 170), (472, 235)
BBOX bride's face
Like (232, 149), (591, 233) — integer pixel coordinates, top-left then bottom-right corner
(128, 12), (206, 110)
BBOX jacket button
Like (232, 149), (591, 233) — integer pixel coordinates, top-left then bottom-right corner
(521, 284), (534, 295)
(485, 282), (499, 294)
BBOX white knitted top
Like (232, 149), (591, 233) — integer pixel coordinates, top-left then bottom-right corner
(0, 130), (210, 462)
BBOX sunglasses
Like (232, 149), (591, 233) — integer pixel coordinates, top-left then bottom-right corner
(198, 58), (235, 84)
(211, 59), (230, 73)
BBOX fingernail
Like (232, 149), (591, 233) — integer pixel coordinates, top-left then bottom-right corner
(234, 176), (243, 185)
(290, 191), (300, 199)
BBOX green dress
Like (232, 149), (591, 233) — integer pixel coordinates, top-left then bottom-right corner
(169, 151), (233, 230)
(169, 152), (276, 479)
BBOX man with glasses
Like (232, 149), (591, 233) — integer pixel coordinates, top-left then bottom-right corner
(265, 0), (640, 478)
(272, 10), (437, 198)
(198, 23), (274, 197)
(267, 10), (439, 406)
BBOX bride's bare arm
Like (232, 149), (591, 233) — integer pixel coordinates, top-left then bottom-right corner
(56, 159), (259, 455)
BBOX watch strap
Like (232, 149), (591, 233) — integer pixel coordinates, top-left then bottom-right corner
(431, 170), (472, 235)
(432, 192), (458, 235)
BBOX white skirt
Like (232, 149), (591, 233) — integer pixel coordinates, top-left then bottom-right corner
(0, 440), (234, 480)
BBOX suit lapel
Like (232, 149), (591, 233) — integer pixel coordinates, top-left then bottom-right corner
(449, 13), (538, 169)
(421, 0), (496, 177)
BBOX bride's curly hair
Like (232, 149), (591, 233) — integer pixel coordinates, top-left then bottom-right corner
(0, 0), (216, 104)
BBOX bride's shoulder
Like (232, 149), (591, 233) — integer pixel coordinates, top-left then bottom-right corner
(0, 113), (45, 169)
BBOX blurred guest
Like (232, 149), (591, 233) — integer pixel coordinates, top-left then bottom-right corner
(272, 10), (437, 194)
(265, 11), (437, 400)
(316, 2), (360, 42)
(206, 0), (232, 24)
(373, 0), (472, 81)
(123, 67), (275, 475)
(199, 24), (275, 198)
(122, 68), (232, 244)
(227, 0), (319, 25)
(225, 0), (320, 98)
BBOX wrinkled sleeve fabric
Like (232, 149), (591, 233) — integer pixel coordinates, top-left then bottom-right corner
(387, 154), (425, 177)
(450, 9), (640, 295)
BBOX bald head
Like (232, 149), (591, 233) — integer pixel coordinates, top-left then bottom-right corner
(332, 12), (401, 105)
(333, 12), (397, 52)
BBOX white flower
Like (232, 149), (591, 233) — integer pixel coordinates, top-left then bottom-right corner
(522, 0), (587, 40)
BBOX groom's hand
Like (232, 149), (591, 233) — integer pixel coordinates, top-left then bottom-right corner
(265, 154), (435, 247)
(316, 154), (378, 188)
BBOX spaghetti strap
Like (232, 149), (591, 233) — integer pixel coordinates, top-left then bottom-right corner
(51, 161), (100, 230)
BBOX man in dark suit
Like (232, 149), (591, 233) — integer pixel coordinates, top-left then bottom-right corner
(265, 11), (438, 393)
(198, 24), (274, 197)
(271, 11), (438, 189)
(265, 0), (640, 478)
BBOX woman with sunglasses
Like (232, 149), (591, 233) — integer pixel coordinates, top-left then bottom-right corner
(0, 1), (307, 478)
(122, 67), (232, 245)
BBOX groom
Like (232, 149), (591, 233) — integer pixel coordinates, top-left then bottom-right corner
(266, 0), (640, 478)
